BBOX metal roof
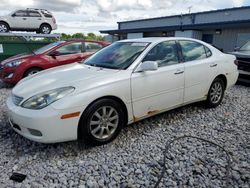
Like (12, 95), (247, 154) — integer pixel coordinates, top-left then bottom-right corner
(117, 6), (250, 24)
(100, 6), (250, 34)
(100, 19), (250, 34)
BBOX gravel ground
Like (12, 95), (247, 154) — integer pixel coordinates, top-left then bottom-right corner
(0, 82), (249, 188)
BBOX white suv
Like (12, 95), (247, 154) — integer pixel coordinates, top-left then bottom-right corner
(0, 9), (57, 34)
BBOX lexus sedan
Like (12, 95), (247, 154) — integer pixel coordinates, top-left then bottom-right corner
(7, 38), (238, 145)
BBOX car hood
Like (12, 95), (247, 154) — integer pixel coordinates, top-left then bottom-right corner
(229, 51), (250, 58)
(12, 63), (121, 98)
(1, 53), (35, 65)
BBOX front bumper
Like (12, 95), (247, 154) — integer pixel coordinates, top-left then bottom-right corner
(6, 96), (82, 143)
(0, 67), (22, 84)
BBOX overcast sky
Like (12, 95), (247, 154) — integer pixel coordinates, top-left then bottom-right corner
(0, 0), (249, 35)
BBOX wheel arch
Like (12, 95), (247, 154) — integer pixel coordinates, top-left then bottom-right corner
(214, 74), (227, 88)
(0, 21), (10, 29)
(40, 23), (52, 29)
(22, 66), (44, 78)
(77, 95), (128, 140)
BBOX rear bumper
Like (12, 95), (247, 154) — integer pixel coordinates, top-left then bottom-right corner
(226, 70), (239, 88)
(51, 24), (57, 30)
(6, 96), (81, 143)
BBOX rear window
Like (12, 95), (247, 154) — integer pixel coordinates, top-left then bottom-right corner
(41, 10), (53, 18)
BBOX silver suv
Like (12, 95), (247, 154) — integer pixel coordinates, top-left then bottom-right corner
(0, 8), (57, 34)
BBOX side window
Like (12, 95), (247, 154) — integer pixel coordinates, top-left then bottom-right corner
(179, 40), (207, 62)
(13, 10), (28, 17)
(56, 43), (82, 55)
(142, 41), (179, 67)
(204, 46), (212, 57)
(28, 10), (41, 17)
(85, 42), (103, 53)
(41, 10), (53, 18)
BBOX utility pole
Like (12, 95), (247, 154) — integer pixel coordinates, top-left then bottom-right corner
(188, 6), (192, 14)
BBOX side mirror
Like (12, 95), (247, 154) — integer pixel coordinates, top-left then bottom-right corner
(234, 47), (240, 51)
(136, 61), (158, 72)
(49, 51), (60, 58)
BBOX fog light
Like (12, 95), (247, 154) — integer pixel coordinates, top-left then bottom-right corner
(6, 73), (14, 79)
(28, 128), (42, 137)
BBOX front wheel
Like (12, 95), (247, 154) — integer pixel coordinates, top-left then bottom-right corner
(206, 78), (225, 108)
(24, 68), (42, 78)
(78, 99), (125, 146)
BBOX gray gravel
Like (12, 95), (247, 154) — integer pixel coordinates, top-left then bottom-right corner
(0, 82), (249, 187)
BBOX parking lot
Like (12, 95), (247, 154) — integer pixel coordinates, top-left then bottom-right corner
(0, 81), (249, 187)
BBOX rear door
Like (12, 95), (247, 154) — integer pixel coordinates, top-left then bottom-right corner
(83, 42), (104, 59)
(178, 40), (219, 103)
(26, 10), (43, 29)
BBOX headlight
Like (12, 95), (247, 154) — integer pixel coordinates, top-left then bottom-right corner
(21, 87), (75, 110)
(5, 60), (22, 68)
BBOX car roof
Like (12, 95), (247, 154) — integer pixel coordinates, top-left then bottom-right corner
(119, 37), (205, 43)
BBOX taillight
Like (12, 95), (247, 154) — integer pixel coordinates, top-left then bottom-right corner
(234, 60), (238, 66)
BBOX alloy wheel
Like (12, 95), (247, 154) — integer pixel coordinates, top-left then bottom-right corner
(0, 24), (8, 32)
(89, 106), (119, 140)
(210, 82), (223, 104)
(42, 26), (50, 34)
(27, 70), (39, 76)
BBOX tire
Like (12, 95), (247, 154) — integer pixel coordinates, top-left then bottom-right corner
(24, 68), (42, 78)
(206, 78), (225, 108)
(0, 22), (9, 33)
(40, 24), (51, 34)
(78, 99), (125, 146)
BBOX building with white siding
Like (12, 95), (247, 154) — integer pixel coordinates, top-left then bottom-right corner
(101, 6), (250, 52)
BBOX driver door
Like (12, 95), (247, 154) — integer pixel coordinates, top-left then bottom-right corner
(9, 10), (29, 28)
(131, 41), (185, 119)
(50, 42), (84, 65)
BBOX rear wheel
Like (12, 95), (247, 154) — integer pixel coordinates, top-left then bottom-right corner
(24, 68), (42, 78)
(78, 99), (125, 146)
(206, 78), (225, 108)
(40, 24), (51, 34)
(0, 22), (9, 33)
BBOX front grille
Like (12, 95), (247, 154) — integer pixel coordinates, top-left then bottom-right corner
(12, 94), (24, 106)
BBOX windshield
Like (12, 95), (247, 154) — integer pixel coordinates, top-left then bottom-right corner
(239, 41), (250, 51)
(34, 41), (65, 54)
(83, 42), (150, 69)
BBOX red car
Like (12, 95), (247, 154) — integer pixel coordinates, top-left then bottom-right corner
(0, 40), (109, 84)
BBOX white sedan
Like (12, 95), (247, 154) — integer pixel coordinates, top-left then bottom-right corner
(7, 37), (238, 145)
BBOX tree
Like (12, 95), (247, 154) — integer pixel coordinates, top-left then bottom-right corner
(60, 33), (105, 41)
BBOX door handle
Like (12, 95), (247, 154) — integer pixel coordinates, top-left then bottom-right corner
(38, 18), (41, 20)
(22, 18), (27, 20)
(210, 63), (217, 67)
(174, 70), (184, 75)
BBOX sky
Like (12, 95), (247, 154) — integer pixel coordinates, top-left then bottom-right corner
(0, 0), (249, 35)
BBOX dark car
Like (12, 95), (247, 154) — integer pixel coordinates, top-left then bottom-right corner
(0, 40), (109, 84)
(229, 41), (250, 83)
